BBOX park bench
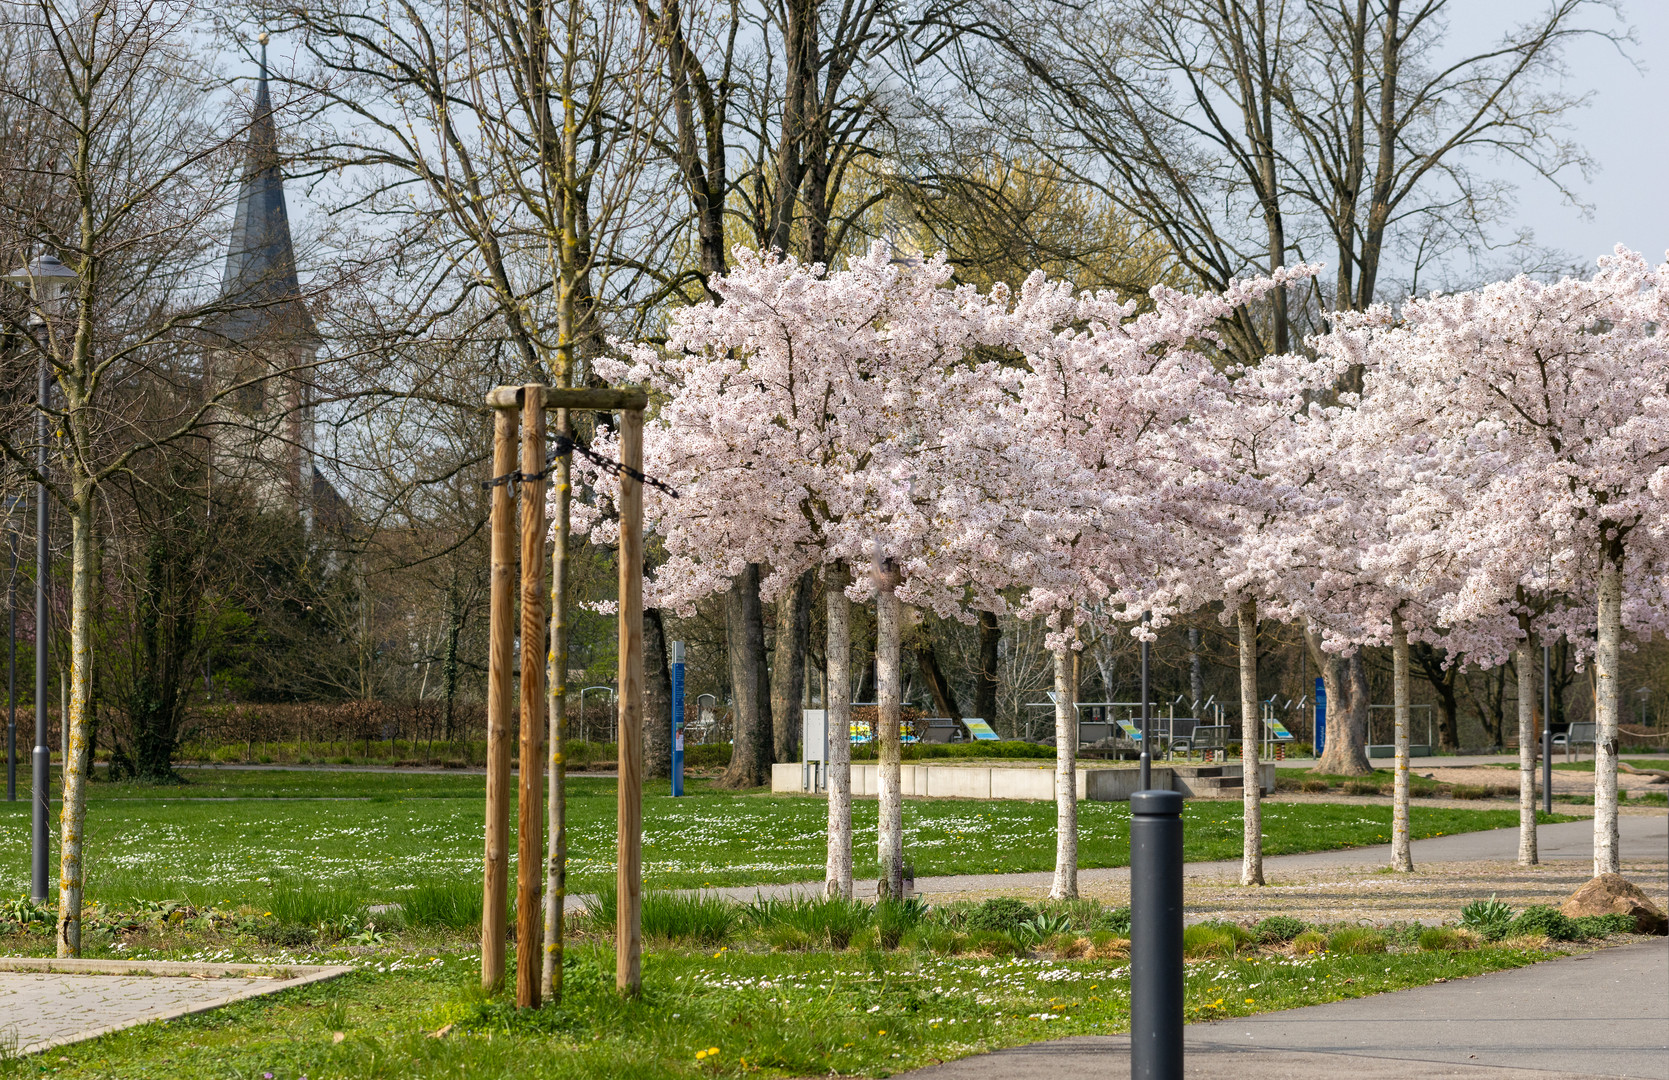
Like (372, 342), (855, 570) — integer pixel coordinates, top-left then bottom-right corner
(1554, 721), (1596, 762)
(1185, 723), (1231, 762)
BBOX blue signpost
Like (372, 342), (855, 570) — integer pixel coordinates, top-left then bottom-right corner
(671, 641), (685, 797)
(1314, 676), (1327, 756)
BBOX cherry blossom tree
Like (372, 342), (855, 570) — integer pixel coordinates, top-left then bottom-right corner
(988, 267), (1319, 896)
(588, 243), (1018, 899)
(1323, 248), (1669, 875)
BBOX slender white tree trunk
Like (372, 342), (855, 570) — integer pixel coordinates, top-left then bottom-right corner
(56, 491), (93, 957)
(875, 566), (904, 899)
(1238, 601), (1263, 885)
(1050, 642), (1078, 899)
(824, 562), (853, 899)
(1390, 612), (1413, 872)
(1593, 548), (1622, 875)
(1515, 635), (1538, 866)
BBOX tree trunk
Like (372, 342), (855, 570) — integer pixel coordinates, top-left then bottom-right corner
(643, 607), (673, 779)
(770, 570), (814, 763)
(719, 565), (772, 788)
(974, 610), (1000, 723)
(824, 562), (853, 899)
(913, 626), (961, 718)
(56, 491), (93, 957)
(1390, 613), (1413, 872)
(1188, 625), (1204, 709)
(1410, 640), (1460, 752)
(1309, 629), (1372, 776)
(1238, 601), (1263, 886)
(1593, 543), (1622, 875)
(1515, 635), (1538, 866)
(1050, 643), (1078, 899)
(875, 566), (904, 899)
(542, 421), (571, 1001)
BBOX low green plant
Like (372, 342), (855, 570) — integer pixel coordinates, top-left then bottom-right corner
(1327, 927), (1388, 954)
(1418, 927), (1468, 951)
(744, 895), (872, 949)
(3, 896), (52, 925)
(640, 892), (738, 945)
(1460, 895), (1514, 941)
(1571, 913), (1639, 937)
(1093, 906), (1132, 936)
(964, 897), (1036, 934)
(876, 897), (928, 950)
(1254, 916), (1308, 944)
(1182, 922), (1244, 958)
(1506, 905), (1579, 942)
(1290, 929), (1327, 952)
(1342, 780), (1384, 796)
(266, 879), (368, 931)
(1009, 912), (1075, 950)
(399, 880), (485, 931)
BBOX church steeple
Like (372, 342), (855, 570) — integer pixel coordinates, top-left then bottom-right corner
(212, 33), (316, 345)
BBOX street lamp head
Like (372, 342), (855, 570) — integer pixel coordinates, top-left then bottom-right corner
(3, 253), (78, 313)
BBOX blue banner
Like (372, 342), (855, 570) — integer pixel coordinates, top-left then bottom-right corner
(1314, 676), (1326, 756)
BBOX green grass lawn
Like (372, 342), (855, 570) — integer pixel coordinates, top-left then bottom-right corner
(0, 933), (1583, 1080)
(0, 770), (1570, 910)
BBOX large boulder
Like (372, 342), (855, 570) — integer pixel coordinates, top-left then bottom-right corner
(1559, 873), (1667, 935)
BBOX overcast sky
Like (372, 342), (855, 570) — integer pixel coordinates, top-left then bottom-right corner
(1463, 0), (1669, 267)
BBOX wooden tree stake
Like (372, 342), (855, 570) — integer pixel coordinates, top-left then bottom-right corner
(516, 389), (547, 1007)
(482, 398), (518, 991)
(616, 407), (644, 993)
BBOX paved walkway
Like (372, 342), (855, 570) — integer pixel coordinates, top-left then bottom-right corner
(895, 938), (1669, 1079)
(0, 959), (349, 1057)
(657, 812), (1667, 912)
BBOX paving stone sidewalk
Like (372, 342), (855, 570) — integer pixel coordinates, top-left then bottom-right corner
(0, 959), (349, 1058)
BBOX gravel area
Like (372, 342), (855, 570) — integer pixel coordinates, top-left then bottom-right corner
(922, 855), (1669, 928)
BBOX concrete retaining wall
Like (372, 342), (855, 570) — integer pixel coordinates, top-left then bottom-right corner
(771, 761), (1182, 801)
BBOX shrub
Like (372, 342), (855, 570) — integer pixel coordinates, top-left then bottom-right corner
(1506, 905), (1579, 942)
(1459, 895), (1514, 941)
(1569, 913), (1637, 938)
(1254, 916), (1308, 944)
(1418, 927), (1468, 951)
(257, 921), (319, 948)
(965, 897), (1037, 934)
(399, 880), (484, 931)
(1290, 930), (1327, 953)
(1093, 906), (1132, 936)
(1328, 927), (1388, 954)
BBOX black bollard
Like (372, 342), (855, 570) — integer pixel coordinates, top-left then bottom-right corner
(1130, 789), (1183, 1080)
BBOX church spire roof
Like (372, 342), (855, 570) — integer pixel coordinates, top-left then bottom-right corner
(211, 35), (316, 346)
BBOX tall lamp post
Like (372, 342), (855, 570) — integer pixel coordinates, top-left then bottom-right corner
(5, 252), (76, 902)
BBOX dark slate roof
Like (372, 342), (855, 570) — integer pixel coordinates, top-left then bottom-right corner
(205, 46), (318, 348)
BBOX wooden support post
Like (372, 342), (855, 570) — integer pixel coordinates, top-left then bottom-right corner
(516, 390), (547, 1008)
(482, 398), (518, 991)
(616, 407), (644, 994)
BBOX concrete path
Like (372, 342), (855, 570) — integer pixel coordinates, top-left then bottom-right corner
(664, 811), (1668, 911)
(895, 938), (1669, 1079)
(0, 958), (349, 1057)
